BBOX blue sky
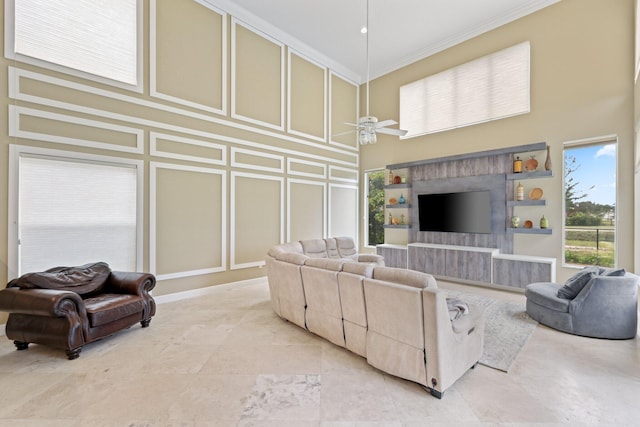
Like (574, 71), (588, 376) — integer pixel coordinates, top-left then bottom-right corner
(565, 143), (616, 206)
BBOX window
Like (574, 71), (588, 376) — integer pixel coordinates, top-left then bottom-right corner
(9, 0), (139, 87)
(10, 147), (142, 276)
(400, 41), (530, 138)
(563, 138), (617, 267)
(365, 170), (385, 246)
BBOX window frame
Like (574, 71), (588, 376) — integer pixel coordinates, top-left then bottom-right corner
(4, 0), (144, 92)
(562, 135), (618, 269)
(363, 168), (385, 248)
(7, 145), (144, 280)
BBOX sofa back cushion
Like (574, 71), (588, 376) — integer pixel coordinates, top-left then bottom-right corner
(557, 266), (599, 299)
(335, 236), (357, 258)
(300, 239), (328, 258)
(8, 262), (112, 296)
(373, 266), (437, 289)
(304, 257), (350, 271)
(324, 238), (341, 259)
(268, 241), (303, 258)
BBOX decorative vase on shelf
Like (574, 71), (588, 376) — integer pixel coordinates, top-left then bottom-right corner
(516, 182), (524, 201)
(388, 213), (393, 225)
(525, 156), (538, 172)
(388, 170), (394, 185)
(399, 194), (406, 204)
(544, 146), (552, 171)
(513, 156), (523, 173)
(511, 216), (521, 228)
(540, 215), (549, 229)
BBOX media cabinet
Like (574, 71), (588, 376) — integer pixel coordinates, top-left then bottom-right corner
(378, 142), (557, 291)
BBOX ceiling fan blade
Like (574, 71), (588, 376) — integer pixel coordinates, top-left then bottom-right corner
(374, 119), (398, 128)
(343, 122), (363, 128)
(376, 127), (408, 136)
(332, 130), (357, 137)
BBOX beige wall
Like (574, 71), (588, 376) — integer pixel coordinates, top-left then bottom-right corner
(361, 0), (635, 282)
(0, 0), (360, 324)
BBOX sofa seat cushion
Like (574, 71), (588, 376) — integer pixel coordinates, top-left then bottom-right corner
(84, 293), (144, 327)
(525, 282), (570, 313)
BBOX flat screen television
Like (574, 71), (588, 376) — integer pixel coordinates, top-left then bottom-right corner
(418, 190), (492, 234)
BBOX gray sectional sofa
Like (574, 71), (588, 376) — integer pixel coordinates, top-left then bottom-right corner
(265, 237), (485, 398)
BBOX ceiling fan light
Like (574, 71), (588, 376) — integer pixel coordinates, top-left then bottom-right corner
(370, 132), (377, 144)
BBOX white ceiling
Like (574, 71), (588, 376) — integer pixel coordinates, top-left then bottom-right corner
(211, 0), (559, 83)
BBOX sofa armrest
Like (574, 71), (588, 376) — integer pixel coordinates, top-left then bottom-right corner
(106, 272), (156, 296)
(0, 287), (86, 318)
(356, 254), (385, 265)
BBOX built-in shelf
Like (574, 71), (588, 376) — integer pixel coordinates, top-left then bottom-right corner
(383, 224), (411, 229)
(507, 200), (546, 206)
(384, 183), (411, 189)
(507, 170), (553, 180)
(507, 227), (552, 234)
(386, 204), (411, 209)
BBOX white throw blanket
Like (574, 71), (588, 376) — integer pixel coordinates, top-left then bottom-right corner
(446, 298), (469, 321)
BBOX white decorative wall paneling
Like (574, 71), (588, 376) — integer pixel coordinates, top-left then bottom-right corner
(149, 162), (227, 280)
(328, 70), (359, 152)
(8, 67), (358, 167)
(230, 18), (286, 131)
(287, 157), (327, 179)
(231, 147), (284, 173)
(150, 132), (226, 166)
(8, 105), (144, 154)
(287, 178), (327, 241)
(149, 0), (227, 116)
(230, 171), (285, 270)
(329, 165), (359, 183)
(328, 183), (359, 245)
(287, 49), (328, 143)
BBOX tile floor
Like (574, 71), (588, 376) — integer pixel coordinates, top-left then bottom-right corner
(0, 278), (638, 426)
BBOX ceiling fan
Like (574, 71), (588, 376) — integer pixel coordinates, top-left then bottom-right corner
(341, 0), (408, 145)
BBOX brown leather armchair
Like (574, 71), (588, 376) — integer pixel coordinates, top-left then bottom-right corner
(0, 263), (156, 359)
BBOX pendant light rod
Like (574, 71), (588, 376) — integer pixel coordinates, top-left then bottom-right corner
(365, 0), (370, 117)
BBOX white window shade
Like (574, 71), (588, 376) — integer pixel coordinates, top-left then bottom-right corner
(400, 41), (530, 138)
(18, 155), (138, 274)
(14, 0), (137, 85)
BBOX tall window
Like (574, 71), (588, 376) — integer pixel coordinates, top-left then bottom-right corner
(365, 170), (385, 246)
(400, 41), (530, 138)
(564, 138), (617, 267)
(14, 151), (140, 275)
(10, 0), (139, 86)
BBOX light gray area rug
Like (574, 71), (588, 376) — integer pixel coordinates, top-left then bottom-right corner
(448, 290), (538, 372)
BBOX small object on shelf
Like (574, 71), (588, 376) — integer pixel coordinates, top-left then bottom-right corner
(401, 176), (407, 183)
(524, 220), (533, 229)
(511, 216), (521, 228)
(544, 146), (552, 171)
(389, 197), (397, 205)
(540, 215), (549, 229)
(388, 169), (394, 185)
(394, 175), (401, 184)
(388, 213), (393, 224)
(529, 187), (543, 200)
(516, 182), (524, 201)
(525, 156), (538, 171)
(399, 194), (406, 204)
(513, 156), (523, 173)
(400, 214), (405, 224)
(392, 217), (400, 225)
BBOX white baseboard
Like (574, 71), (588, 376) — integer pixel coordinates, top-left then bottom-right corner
(153, 276), (267, 304)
